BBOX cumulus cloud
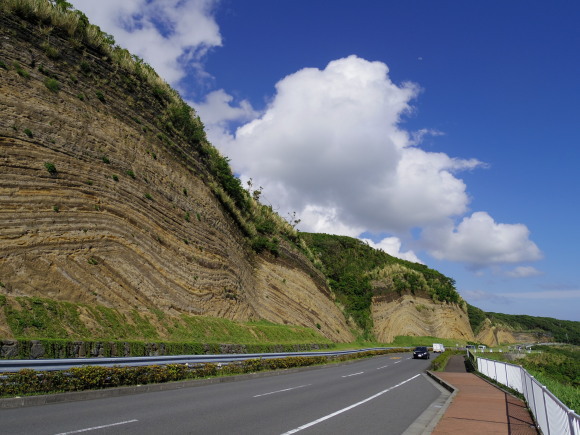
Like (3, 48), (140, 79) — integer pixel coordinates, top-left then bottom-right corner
(69, 0), (222, 84)
(362, 237), (423, 264)
(504, 266), (542, 278)
(191, 89), (258, 146)
(220, 55), (484, 237)
(423, 212), (542, 267)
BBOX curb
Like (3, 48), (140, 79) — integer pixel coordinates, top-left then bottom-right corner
(426, 370), (456, 393)
(420, 371), (458, 434)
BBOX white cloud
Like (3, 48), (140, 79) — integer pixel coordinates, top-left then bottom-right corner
(504, 266), (542, 278)
(220, 55), (485, 237)
(461, 289), (512, 304)
(193, 89), (257, 126)
(191, 89), (258, 146)
(423, 212), (542, 266)
(362, 237), (423, 264)
(503, 290), (580, 300)
(69, 0), (222, 85)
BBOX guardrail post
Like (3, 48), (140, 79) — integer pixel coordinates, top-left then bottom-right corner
(542, 385), (551, 435)
(569, 410), (576, 435)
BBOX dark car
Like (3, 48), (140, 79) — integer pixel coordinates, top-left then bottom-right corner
(413, 346), (430, 359)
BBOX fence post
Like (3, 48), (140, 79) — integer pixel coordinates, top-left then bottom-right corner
(542, 385), (551, 435)
(569, 410), (576, 435)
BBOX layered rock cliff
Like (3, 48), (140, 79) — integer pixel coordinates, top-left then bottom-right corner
(372, 294), (474, 343)
(0, 11), (354, 342)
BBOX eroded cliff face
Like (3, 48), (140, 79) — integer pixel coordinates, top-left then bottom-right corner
(475, 319), (553, 346)
(372, 294), (474, 343)
(0, 14), (354, 342)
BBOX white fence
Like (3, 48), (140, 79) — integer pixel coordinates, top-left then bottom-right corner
(471, 352), (579, 435)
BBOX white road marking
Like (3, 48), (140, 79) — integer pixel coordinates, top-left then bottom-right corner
(376, 365), (389, 370)
(54, 420), (138, 434)
(280, 374), (421, 434)
(341, 371), (364, 378)
(253, 384), (311, 398)
(394, 360), (402, 364)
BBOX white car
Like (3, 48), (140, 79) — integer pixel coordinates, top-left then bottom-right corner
(432, 343), (445, 353)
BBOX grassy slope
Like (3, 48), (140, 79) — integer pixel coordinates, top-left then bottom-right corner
(0, 295), (330, 345)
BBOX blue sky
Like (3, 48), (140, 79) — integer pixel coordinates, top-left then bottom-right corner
(70, 0), (580, 321)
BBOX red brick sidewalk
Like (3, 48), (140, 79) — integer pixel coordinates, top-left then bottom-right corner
(430, 371), (538, 434)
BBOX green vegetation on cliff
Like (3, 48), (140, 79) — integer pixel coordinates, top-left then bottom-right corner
(301, 233), (462, 336)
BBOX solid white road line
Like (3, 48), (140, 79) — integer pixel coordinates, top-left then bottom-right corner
(280, 374), (421, 435)
(253, 384), (312, 398)
(341, 371), (364, 378)
(54, 420), (139, 435)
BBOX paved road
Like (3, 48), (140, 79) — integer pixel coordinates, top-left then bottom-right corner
(0, 354), (441, 434)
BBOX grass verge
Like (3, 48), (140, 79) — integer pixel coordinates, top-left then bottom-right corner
(429, 350), (465, 371)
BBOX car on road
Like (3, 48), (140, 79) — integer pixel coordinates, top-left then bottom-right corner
(432, 343), (445, 353)
(412, 346), (430, 359)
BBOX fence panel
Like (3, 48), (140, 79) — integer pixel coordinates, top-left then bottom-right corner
(472, 353), (580, 435)
(531, 379), (549, 434)
(505, 364), (523, 393)
(544, 388), (573, 435)
(572, 412), (580, 435)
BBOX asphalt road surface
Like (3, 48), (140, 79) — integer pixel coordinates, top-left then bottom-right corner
(0, 353), (442, 434)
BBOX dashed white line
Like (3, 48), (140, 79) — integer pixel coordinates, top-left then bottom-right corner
(376, 365), (389, 370)
(253, 384), (311, 398)
(280, 374), (421, 434)
(54, 420), (138, 435)
(341, 371), (364, 378)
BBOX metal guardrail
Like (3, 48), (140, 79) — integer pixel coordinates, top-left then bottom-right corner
(468, 350), (579, 435)
(0, 347), (395, 373)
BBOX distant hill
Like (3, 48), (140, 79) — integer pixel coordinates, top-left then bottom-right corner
(467, 304), (580, 345)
